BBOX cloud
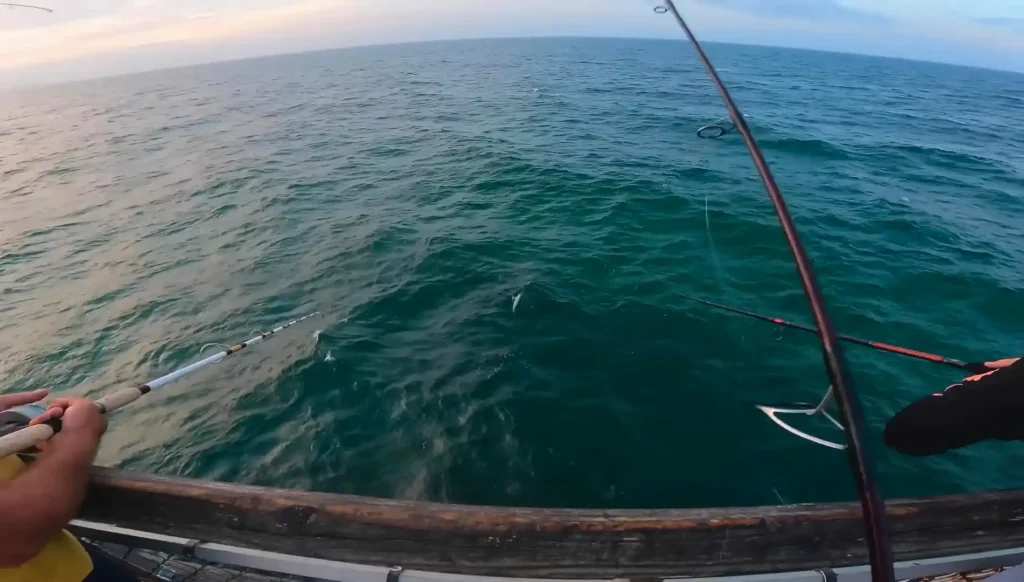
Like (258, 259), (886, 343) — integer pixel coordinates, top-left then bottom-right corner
(900, 15), (1024, 55)
(0, 0), (680, 85)
(0, 0), (360, 71)
(1, 0), (1023, 86)
(692, 0), (888, 24)
(688, 0), (1024, 69)
(975, 17), (1024, 35)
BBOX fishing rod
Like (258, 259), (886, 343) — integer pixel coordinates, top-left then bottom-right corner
(0, 312), (319, 457)
(0, 3), (53, 12)
(681, 294), (986, 373)
(655, 2), (895, 581)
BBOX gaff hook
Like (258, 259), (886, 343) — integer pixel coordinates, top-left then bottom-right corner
(757, 386), (846, 450)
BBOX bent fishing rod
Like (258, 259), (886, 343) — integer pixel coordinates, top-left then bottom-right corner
(0, 3), (53, 12)
(655, 2), (895, 580)
(680, 294), (986, 373)
(0, 312), (319, 458)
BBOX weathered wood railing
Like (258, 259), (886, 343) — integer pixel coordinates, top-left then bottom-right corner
(80, 468), (1024, 578)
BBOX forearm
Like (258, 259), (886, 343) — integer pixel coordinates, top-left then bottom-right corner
(0, 440), (97, 566)
(886, 359), (1024, 456)
(884, 390), (988, 456)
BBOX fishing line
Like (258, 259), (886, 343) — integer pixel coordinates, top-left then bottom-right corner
(703, 193), (726, 289)
(704, 193), (715, 271)
(655, 2), (894, 580)
(701, 195), (738, 343)
(705, 195), (710, 236)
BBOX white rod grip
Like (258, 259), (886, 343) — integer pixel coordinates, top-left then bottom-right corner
(0, 424), (55, 458)
(94, 387), (144, 414)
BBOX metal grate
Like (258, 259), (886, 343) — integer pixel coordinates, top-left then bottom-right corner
(912, 569), (1008, 582)
(71, 519), (1024, 582)
(75, 540), (1017, 582)
(79, 538), (316, 582)
(78, 537), (1017, 582)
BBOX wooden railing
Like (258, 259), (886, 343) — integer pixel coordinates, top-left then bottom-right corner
(80, 468), (1024, 579)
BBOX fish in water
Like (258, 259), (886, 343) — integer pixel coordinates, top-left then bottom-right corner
(512, 292), (523, 313)
(325, 350), (335, 362)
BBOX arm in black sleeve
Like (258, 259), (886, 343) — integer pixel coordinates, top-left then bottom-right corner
(885, 358), (1024, 456)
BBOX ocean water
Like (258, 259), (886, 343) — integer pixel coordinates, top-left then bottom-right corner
(2, 38), (1023, 510)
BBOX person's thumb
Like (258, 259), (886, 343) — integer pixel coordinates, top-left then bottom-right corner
(964, 362), (990, 374)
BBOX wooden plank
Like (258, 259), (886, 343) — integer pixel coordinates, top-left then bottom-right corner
(79, 468), (1024, 578)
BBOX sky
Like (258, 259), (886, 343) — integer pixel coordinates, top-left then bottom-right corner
(1, 0), (1023, 86)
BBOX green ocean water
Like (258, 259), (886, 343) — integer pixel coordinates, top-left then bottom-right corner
(1, 38), (1023, 510)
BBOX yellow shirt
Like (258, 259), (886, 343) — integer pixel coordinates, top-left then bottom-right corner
(0, 456), (94, 582)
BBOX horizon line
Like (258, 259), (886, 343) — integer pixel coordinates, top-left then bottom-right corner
(5, 34), (1022, 92)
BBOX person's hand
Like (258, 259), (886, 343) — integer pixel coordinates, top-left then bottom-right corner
(985, 358), (1020, 369)
(964, 358), (1021, 377)
(0, 390), (48, 412)
(29, 398), (106, 449)
(963, 358), (1023, 383)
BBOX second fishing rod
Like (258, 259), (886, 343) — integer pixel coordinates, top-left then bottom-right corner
(0, 312), (320, 458)
(680, 293), (988, 374)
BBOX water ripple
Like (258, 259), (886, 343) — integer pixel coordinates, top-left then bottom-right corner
(1, 38), (1023, 509)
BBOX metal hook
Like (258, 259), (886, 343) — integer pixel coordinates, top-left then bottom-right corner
(756, 385), (846, 450)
